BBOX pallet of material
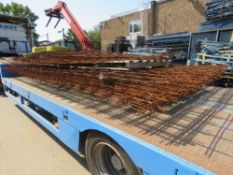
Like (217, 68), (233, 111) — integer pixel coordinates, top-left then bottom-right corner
(196, 40), (233, 71)
(14, 51), (171, 70)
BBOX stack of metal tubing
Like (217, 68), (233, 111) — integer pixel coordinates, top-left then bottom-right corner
(205, 0), (233, 20)
(7, 51), (225, 112)
(196, 40), (233, 71)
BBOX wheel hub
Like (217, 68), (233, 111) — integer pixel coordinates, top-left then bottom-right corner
(93, 142), (128, 175)
(111, 154), (124, 171)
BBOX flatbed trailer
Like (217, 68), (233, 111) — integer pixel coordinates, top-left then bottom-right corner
(1, 60), (233, 175)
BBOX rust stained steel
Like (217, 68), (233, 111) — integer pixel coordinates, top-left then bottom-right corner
(7, 64), (225, 112)
(14, 51), (171, 65)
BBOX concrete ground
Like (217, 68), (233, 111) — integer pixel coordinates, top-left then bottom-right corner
(0, 95), (91, 175)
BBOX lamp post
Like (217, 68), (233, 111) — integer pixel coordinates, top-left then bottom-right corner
(58, 28), (65, 47)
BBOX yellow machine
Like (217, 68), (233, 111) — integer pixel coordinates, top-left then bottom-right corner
(32, 46), (69, 53)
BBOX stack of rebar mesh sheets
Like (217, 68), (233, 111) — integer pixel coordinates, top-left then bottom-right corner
(8, 51), (225, 113)
(205, 0), (233, 20)
(18, 51), (172, 69)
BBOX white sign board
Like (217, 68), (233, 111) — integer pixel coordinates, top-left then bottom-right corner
(0, 22), (29, 55)
(0, 22), (27, 41)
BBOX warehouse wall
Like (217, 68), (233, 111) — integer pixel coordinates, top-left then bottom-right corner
(0, 21), (31, 54)
(153, 0), (205, 34)
(100, 0), (205, 50)
(100, 9), (152, 50)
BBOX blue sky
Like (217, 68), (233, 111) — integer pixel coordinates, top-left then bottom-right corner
(1, 0), (151, 41)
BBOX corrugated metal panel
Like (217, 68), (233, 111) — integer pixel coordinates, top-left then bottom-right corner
(218, 30), (233, 42)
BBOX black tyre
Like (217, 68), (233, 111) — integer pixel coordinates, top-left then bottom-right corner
(85, 132), (139, 175)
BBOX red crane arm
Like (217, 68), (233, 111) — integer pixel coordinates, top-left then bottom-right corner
(46, 1), (94, 50)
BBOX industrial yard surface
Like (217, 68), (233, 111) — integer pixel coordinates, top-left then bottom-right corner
(0, 95), (90, 175)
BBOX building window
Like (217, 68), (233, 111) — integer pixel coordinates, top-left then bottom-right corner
(129, 20), (142, 34)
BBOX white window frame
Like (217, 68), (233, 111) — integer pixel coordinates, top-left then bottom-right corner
(128, 20), (143, 34)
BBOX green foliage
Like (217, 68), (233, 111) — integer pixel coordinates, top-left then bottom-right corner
(65, 28), (75, 41)
(33, 32), (39, 44)
(65, 28), (82, 50)
(0, 2), (38, 26)
(0, 2), (39, 43)
(87, 27), (101, 50)
(65, 26), (101, 50)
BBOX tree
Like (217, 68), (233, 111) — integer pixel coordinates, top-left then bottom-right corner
(87, 26), (101, 50)
(65, 28), (82, 50)
(0, 2), (39, 44)
(65, 26), (101, 50)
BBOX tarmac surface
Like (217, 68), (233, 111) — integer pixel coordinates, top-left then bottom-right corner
(0, 95), (91, 175)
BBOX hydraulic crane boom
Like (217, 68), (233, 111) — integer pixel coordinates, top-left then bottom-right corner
(45, 1), (94, 50)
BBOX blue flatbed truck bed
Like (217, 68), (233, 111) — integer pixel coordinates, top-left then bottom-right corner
(1, 60), (233, 175)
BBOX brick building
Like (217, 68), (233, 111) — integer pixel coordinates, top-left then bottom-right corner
(100, 0), (205, 50)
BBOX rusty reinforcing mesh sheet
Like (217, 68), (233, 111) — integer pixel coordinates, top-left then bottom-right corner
(7, 64), (225, 112)
(14, 51), (171, 65)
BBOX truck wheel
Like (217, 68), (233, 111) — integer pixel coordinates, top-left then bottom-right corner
(85, 132), (138, 175)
